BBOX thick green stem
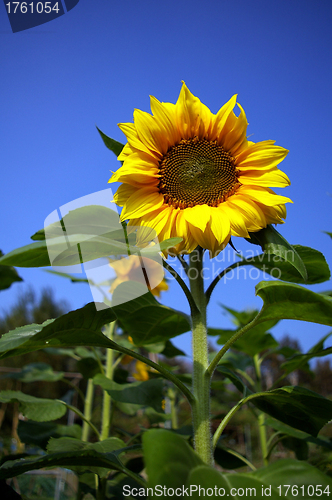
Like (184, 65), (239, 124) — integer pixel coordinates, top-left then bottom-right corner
(189, 248), (213, 465)
(258, 412), (268, 465)
(254, 354), (268, 466)
(81, 378), (95, 442)
(101, 322), (115, 440)
(168, 387), (178, 430)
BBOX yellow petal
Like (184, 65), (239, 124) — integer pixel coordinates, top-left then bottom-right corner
(121, 189), (164, 220)
(112, 184), (137, 207)
(175, 82), (208, 139)
(228, 195), (267, 231)
(209, 206), (231, 244)
(150, 95), (181, 146)
(222, 103), (248, 155)
(118, 122), (158, 158)
(136, 207), (172, 244)
(111, 167), (159, 186)
(239, 168), (291, 187)
(235, 141), (289, 170)
(134, 109), (168, 155)
(239, 185), (293, 206)
(183, 204), (211, 232)
(118, 143), (133, 162)
(210, 95), (237, 142)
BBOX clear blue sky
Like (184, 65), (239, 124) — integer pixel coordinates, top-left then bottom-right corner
(1, 0), (332, 357)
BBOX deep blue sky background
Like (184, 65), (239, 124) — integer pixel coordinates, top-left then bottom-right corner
(1, 0), (332, 357)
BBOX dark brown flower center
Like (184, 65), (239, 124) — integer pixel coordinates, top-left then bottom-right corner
(158, 137), (240, 209)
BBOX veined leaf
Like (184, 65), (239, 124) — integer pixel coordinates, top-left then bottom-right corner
(18, 420), (81, 450)
(265, 417), (332, 451)
(256, 281), (332, 327)
(94, 374), (164, 412)
(0, 391), (67, 422)
(0, 447), (135, 481)
(244, 386), (332, 436)
(47, 436), (126, 477)
(142, 430), (332, 498)
(239, 245), (330, 284)
(246, 225), (307, 281)
(0, 302), (117, 359)
(1, 362), (64, 383)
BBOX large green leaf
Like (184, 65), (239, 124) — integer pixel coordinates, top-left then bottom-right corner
(246, 225), (307, 281)
(0, 362), (64, 382)
(143, 429), (203, 488)
(239, 245), (330, 284)
(143, 430), (331, 499)
(0, 390), (67, 421)
(112, 282), (191, 344)
(0, 447), (134, 481)
(256, 281), (332, 326)
(0, 240), (51, 267)
(245, 386), (332, 436)
(265, 417), (332, 451)
(0, 302), (117, 359)
(0, 250), (23, 290)
(188, 466), (273, 499)
(94, 374), (164, 412)
(96, 127), (125, 158)
(47, 436), (126, 477)
(18, 420), (82, 450)
(250, 459), (332, 499)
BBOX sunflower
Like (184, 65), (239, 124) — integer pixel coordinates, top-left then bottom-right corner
(109, 254), (168, 297)
(109, 83), (292, 256)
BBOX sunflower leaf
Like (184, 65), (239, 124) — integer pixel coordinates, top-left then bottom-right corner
(244, 386), (332, 436)
(94, 375), (164, 412)
(0, 250), (23, 290)
(240, 245), (329, 285)
(18, 420), (82, 450)
(246, 225), (308, 281)
(0, 302), (117, 360)
(0, 390), (67, 422)
(96, 127), (125, 158)
(256, 281), (332, 327)
(0, 446), (132, 481)
(265, 417), (332, 451)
